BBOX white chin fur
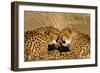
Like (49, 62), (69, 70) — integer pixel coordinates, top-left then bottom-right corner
(48, 40), (58, 45)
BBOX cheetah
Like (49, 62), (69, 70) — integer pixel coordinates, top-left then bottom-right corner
(57, 27), (90, 59)
(24, 26), (60, 61)
(24, 26), (90, 61)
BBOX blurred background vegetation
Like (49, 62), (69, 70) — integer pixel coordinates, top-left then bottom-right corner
(24, 11), (90, 36)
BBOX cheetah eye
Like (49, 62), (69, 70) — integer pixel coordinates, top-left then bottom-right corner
(62, 40), (66, 44)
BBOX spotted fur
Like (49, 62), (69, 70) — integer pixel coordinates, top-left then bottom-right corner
(24, 26), (60, 61)
(57, 27), (90, 59)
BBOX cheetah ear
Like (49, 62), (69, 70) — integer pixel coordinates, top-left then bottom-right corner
(62, 25), (73, 33)
(67, 25), (78, 33)
(44, 29), (50, 35)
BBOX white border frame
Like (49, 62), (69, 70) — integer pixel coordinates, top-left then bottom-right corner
(18, 4), (96, 68)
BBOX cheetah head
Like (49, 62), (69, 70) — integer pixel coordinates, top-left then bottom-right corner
(57, 27), (72, 47)
(44, 27), (60, 49)
(56, 27), (78, 52)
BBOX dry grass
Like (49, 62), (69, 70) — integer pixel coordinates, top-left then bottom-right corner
(24, 11), (90, 36)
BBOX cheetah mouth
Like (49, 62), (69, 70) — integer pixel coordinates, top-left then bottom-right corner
(57, 45), (70, 53)
(48, 44), (70, 53)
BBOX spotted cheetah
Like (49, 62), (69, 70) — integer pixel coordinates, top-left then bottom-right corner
(57, 27), (90, 59)
(24, 26), (60, 61)
(24, 26), (90, 61)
